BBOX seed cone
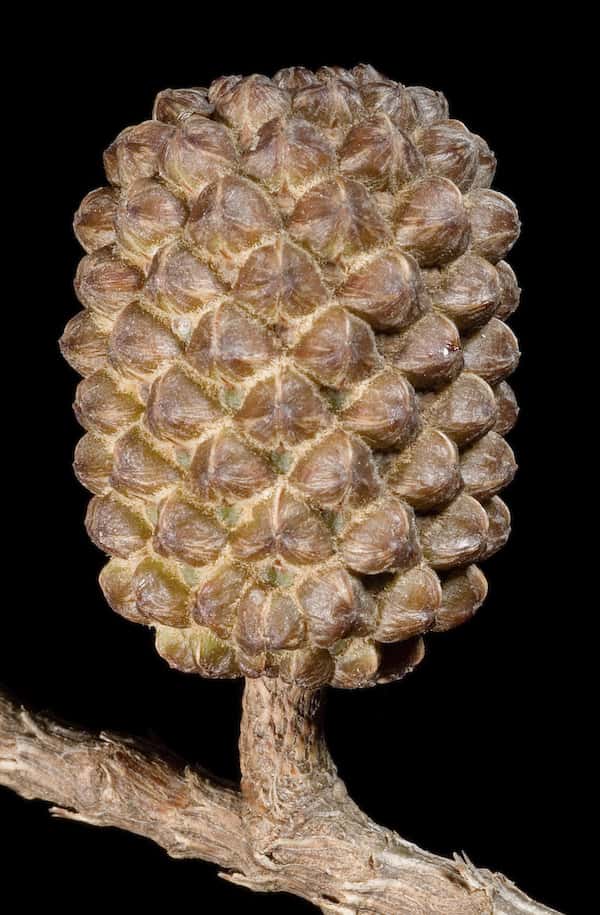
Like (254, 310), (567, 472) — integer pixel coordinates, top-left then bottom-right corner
(61, 65), (520, 688)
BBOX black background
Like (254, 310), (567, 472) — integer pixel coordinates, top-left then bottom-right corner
(1, 24), (583, 915)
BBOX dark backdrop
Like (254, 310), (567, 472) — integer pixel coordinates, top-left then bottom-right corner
(1, 26), (582, 915)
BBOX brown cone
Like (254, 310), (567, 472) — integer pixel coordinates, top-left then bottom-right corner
(61, 65), (520, 687)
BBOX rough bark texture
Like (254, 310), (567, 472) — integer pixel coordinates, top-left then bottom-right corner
(0, 684), (560, 914)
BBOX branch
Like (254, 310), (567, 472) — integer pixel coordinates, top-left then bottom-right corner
(0, 687), (562, 915)
(0, 690), (249, 870)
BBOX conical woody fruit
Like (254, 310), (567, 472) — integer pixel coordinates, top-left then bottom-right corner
(61, 65), (520, 688)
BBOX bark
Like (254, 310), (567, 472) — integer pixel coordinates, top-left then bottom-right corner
(0, 685), (561, 915)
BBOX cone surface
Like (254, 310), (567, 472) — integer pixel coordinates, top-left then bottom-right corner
(61, 65), (520, 687)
